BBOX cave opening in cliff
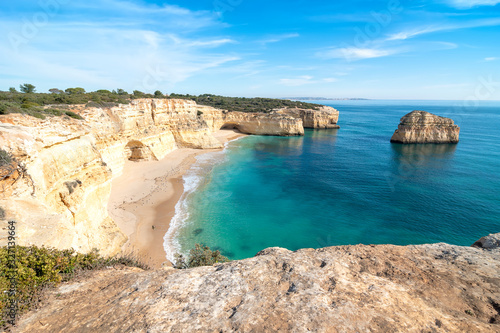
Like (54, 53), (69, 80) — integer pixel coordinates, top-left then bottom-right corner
(220, 122), (242, 133)
(125, 140), (158, 162)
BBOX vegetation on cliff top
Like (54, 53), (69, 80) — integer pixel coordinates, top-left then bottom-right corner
(0, 245), (149, 330)
(169, 93), (323, 113)
(173, 244), (230, 269)
(0, 84), (323, 119)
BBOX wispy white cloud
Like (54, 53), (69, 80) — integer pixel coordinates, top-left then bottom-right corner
(444, 0), (500, 9)
(387, 18), (500, 41)
(485, 57), (499, 61)
(317, 47), (398, 61)
(259, 33), (299, 45)
(279, 76), (337, 86)
(0, 0), (238, 92)
(187, 39), (236, 48)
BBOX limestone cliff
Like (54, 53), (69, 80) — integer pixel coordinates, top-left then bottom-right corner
(391, 110), (460, 144)
(198, 107), (304, 136)
(15, 234), (500, 332)
(281, 105), (340, 129)
(0, 99), (223, 256)
(0, 99), (332, 256)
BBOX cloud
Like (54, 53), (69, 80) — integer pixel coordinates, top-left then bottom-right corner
(444, 0), (500, 9)
(187, 39), (236, 48)
(485, 57), (499, 61)
(279, 76), (337, 86)
(387, 18), (500, 41)
(0, 0), (237, 92)
(317, 47), (397, 61)
(259, 33), (299, 45)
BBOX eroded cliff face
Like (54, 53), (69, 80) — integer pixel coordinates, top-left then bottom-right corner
(15, 234), (500, 332)
(390, 110), (460, 144)
(281, 105), (340, 129)
(198, 107), (304, 136)
(0, 99), (331, 255)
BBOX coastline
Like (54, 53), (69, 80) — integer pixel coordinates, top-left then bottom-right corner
(108, 129), (247, 268)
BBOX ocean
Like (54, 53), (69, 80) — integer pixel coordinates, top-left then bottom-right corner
(164, 100), (500, 262)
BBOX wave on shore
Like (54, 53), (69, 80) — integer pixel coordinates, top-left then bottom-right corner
(163, 137), (245, 263)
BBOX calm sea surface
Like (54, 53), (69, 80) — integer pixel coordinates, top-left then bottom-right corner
(164, 100), (500, 261)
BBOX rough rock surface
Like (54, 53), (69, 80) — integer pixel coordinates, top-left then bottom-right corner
(16, 235), (500, 332)
(0, 99), (332, 255)
(282, 105), (340, 129)
(390, 110), (460, 144)
(473, 233), (500, 250)
(199, 107), (304, 136)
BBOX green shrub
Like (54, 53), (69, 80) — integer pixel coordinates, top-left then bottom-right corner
(0, 245), (148, 329)
(64, 111), (83, 120)
(0, 149), (12, 167)
(20, 102), (40, 109)
(44, 108), (64, 116)
(173, 244), (230, 269)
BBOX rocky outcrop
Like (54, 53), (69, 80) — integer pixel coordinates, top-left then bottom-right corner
(281, 105), (340, 129)
(16, 234), (500, 332)
(198, 107), (304, 136)
(390, 110), (460, 144)
(0, 99), (332, 256)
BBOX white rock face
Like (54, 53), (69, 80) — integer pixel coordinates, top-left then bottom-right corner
(390, 110), (460, 143)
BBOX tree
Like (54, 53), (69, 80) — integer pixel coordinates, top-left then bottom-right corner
(9, 87), (17, 93)
(20, 83), (36, 94)
(65, 87), (86, 95)
(49, 88), (63, 94)
(154, 90), (164, 98)
(116, 89), (128, 95)
(133, 90), (145, 97)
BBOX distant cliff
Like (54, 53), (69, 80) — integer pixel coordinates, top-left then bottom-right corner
(15, 233), (500, 332)
(0, 99), (338, 255)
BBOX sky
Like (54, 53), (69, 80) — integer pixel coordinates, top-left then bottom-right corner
(0, 0), (499, 99)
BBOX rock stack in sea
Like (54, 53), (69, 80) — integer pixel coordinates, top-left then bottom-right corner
(390, 110), (460, 144)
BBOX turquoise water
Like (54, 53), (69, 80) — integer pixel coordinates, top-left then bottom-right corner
(164, 100), (500, 261)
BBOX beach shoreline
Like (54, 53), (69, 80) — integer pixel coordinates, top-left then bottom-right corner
(108, 129), (247, 268)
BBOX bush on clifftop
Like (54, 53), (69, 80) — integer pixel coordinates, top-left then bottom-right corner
(174, 244), (230, 269)
(0, 245), (149, 329)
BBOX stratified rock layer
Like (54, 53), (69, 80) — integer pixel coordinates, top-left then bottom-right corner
(390, 110), (460, 143)
(16, 235), (500, 332)
(0, 99), (331, 255)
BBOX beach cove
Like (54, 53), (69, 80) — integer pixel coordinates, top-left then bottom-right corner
(107, 129), (247, 268)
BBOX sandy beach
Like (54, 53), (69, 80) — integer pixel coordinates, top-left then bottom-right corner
(108, 129), (247, 268)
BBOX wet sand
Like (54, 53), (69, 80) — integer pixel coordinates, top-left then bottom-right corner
(108, 130), (247, 268)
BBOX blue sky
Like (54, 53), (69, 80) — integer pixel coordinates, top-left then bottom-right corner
(0, 0), (499, 99)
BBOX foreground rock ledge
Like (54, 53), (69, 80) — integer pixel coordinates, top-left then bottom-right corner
(390, 110), (460, 144)
(16, 234), (500, 332)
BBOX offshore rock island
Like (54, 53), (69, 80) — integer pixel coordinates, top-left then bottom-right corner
(391, 110), (460, 144)
(0, 98), (339, 257)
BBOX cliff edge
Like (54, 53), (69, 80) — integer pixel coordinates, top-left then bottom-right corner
(390, 110), (460, 144)
(15, 233), (500, 332)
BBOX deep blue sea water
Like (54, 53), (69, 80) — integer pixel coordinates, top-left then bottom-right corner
(164, 100), (500, 261)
